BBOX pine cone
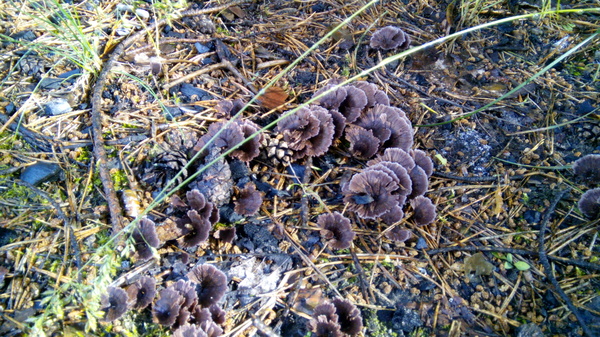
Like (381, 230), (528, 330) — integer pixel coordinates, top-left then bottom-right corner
(261, 133), (292, 165)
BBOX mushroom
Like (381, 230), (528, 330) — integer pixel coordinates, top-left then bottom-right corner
(317, 212), (356, 249)
(373, 161), (412, 197)
(338, 85), (367, 124)
(331, 298), (363, 336)
(153, 288), (185, 326)
(344, 125), (380, 159)
(408, 165), (429, 199)
(173, 324), (208, 337)
(213, 227), (236, 244)
(578, 188), (600, 220)
(276, 105), (335, 159)
(308, 316), (343, 337)
(354, 81), (390, 107)
(187, 264), (228, 308)
(410, 195), (436, 226)
(193, 121), (244, 156)
(178, 210), (212, 247)
(384, 110), (413, 151)
(101, 286), (130, 322)
(234, 182), (263, 216)
(342, 169), (399, 219)
(411, 149), (434, 177)
(380, 205), (405, 226)
(573, 154), (600, 183)
(354, 109), (392, 144)
(132, 217), (160, 262)
(385, 227), (412, 242)
(209, 304), (226, 325)
(370, 26), (411, 50)
(367, 147), (416, 170)
(231, 120), (263, 162)
(311, 79), (347, 110)
(126, 276), (156, 310)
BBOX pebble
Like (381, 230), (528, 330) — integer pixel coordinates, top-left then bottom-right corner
(20, 162), (62, 186)
(43, 98), (72, 116)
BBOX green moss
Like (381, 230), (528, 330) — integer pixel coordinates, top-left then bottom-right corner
(364, 310), (399, 337)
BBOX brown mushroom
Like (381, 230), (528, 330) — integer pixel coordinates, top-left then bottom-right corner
(342, 170), (399, 219)
(579, 188), (600, 220)
(370, 26), (411, 50)
(234, 183), (263, 216)
(153, 288), (185, 326)
(317, 212), (356, 249)
(410, 195), (436, 226)
(573, 154), (600, 183)
(331, 298), (363, 336)
(345, 125), (380, 159)
(101, 286), (130, 322)
(187, 264), (228, 308)
(132, 217), (160, 262)
(126, 276), (156, 310)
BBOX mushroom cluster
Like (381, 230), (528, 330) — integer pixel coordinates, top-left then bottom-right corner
(343, 147), (436, 241)
(167, 189), (220, 248)
(308, 298), (363, 337)
(101, 263), (228, 337)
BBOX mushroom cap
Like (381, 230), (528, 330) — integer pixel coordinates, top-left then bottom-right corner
(276, 106), (321, 151)
(126, 276), (156, 310)
(345, 125), (380, 160)
(173, 324), (208, 337)
(209, 304), (226, 325)
(172, 279), (199, 310)
(385, 227), (412, 242)
(329, 109), (347, 139)
(331, 298), (363, 336)
(309, 316), (343, 337)
(153, 288), (185, 326)
(573, 154), (600, 183)
(303, 105), (335, 157)
(317, 212), (356, 250)
(410, 195), (437, 226)
(199, 320), (223, 337)
(368, 147), (416, 170)
(132, 217), (160, 261)
(411, 149), (434, 177)
(380, 205), (405, 225)
(312, 80), (347, 110)
(338, 85), (368, 123)
(343, 169), (399, 219)
(178, 209), (212, 247)
(370, 26), (411, 50)
(234, 183), (263, 216)
(214, 227), (236, 243)
(384, 110), (413, 151)
(101, 286), (130, 322)
(194, 121), (244, 155)
(353, 81), (390, 108)
(312, 302), (338, 322)
(374, 161), (412, 197)
(231, 120), (263, 162)
(355, 109), (392, 144)
(408, 166), (429, 199)
(579, 188), (600, 220)
(187, 264), (228, 308)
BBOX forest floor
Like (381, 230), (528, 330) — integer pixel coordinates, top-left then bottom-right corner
(0, 0), (599, 336)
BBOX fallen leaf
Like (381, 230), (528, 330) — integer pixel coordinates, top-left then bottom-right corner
(256, 86), (289, 110)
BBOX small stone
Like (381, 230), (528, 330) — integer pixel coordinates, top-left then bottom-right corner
(43, 98), (72, 116)
(20, 162), (62, 186)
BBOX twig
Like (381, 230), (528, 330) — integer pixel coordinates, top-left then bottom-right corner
(89, 0), (252, 234)
(433, 171), (526, 182)
(537, 189), (593, 337)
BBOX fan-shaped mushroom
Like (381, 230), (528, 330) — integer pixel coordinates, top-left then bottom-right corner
(317, 212), (356, 249)
(153, 288), (185, 326)
(343, 170), (399, 219)
(132, 217), (160, 261)
(411, 149), (434, 177)
(367, 147), (416, 170)
(126, 276), (156, 310)
(338, 85), (367, 123)
(370, 26), (411, 50)
(231, 120), (263, 162)
(385, 227), (412, 242)
(579, 188), (600, 220)
(331, 298), (363, 336)
(187, 264), (228, 308)
(345, 125), (380, 159)
(173, 324), (208, 337)
(101, 286), (130, 322)
(234, 183), (263, 216)
(410, 195), (436, 225)
(573, 154), (600, 183)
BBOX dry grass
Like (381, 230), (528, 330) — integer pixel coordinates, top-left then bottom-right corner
(0, 0), (599, 336)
